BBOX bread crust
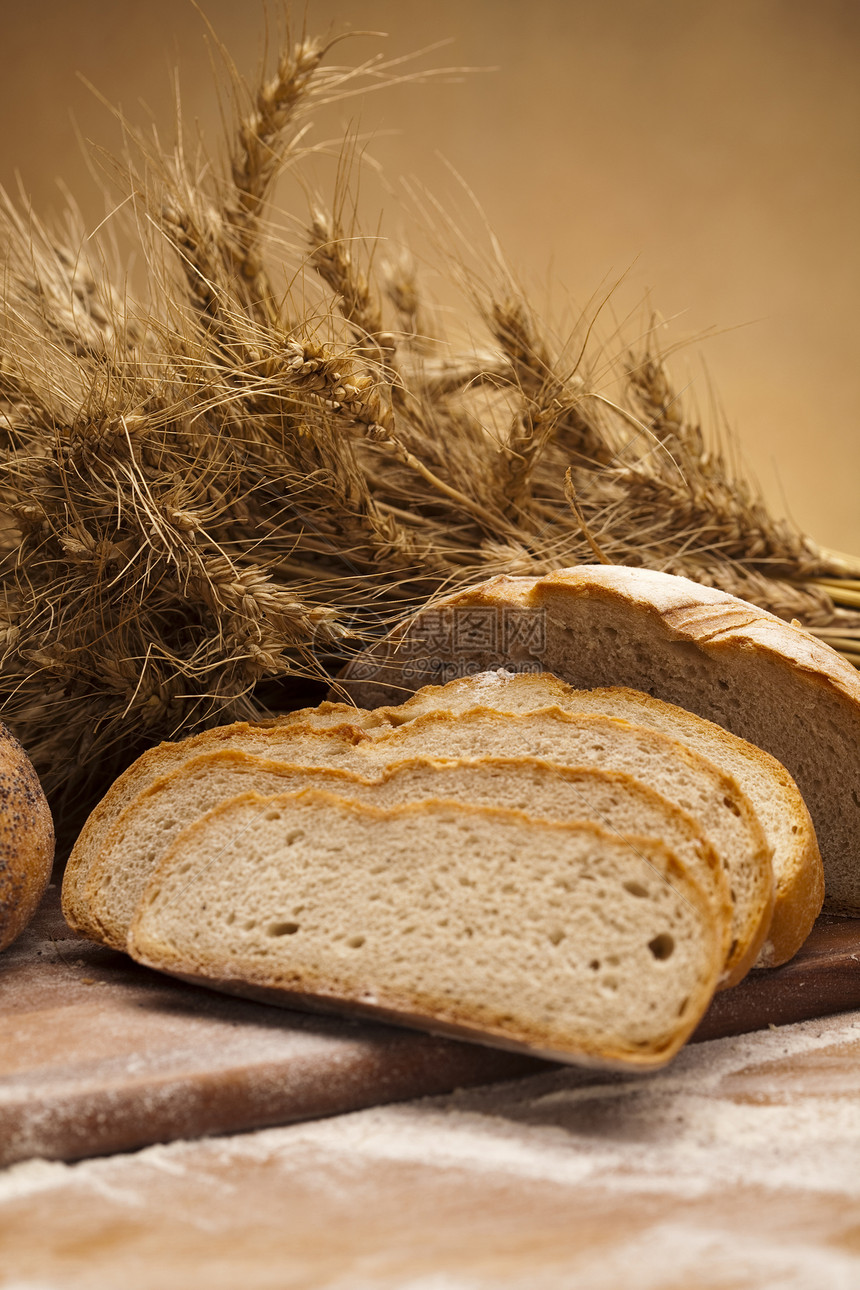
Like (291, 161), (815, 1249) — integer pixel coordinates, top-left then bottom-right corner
(0, 721), (54, 952)
(340, 564), (860, 715)
(540, 566), (860, 709)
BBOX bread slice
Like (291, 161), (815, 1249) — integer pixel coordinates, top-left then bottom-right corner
(61, 706), (371, 939)
(127, 791), (723, 1070)
(77, 706), (753, 976)
(83, 752), (731, 961)
(352, 706), (772, 987)
(340, 563), (860, 912)
(371, 670), (822, 967)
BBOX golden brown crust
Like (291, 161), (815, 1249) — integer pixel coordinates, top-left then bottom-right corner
(155, 971), (694, 1071)
(343, 565), (860, 717)
(63, 731), (217, 935)
(0, 721), (54, 953)
(539, 565), (860, 708)
(754, 795), (825, 966)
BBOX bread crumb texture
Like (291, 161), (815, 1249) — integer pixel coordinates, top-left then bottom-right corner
(129, 794), (721, 1068)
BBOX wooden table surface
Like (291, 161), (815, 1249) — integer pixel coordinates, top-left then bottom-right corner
(4, 1003), (860, 1287)
(5, 877), (860, 1179)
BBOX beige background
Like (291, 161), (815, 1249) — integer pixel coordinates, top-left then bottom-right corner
(2, 0), (858, 551)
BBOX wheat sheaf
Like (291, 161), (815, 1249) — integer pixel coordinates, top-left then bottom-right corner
(0, 19), (857, 829)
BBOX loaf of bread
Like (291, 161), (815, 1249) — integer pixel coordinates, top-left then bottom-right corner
(0, 721), (54, 953)
(370, 670), (822, 968)
(67, 559), (852, 1074)
(80, 751), (732, 964)
(127, 791), (725, 1070)
(341, 564), (855, 911)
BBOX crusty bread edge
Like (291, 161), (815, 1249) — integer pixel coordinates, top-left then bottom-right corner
(537, 566), (860, 710)
(150, 969), (691, 1072)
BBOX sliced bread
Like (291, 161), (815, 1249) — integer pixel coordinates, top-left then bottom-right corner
(353, 705), (772, 986)
(127, 792), (723, 1070)
(61, 707), (372, 939)
(340, 563), (860, 912)
(371, 670), (822, 967)
(63, 719), (372, 942)
(84, 751), (731, 961)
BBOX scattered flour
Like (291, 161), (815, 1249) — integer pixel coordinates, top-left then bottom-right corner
(531, 1222), (860, 1290)
(4, 1009), (860, 1209)
(465, 670), (519, 689)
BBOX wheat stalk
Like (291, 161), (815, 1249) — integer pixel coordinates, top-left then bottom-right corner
(0, 19), (857, 836)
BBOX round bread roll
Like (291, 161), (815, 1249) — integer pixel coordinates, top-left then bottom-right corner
(0, 721), (54, 952)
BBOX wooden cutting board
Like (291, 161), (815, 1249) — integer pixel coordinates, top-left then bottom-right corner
(3, 882), (860, 1169)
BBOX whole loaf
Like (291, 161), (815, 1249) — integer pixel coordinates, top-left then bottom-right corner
(0, 721), (54, 952)
(339, 564), (860, 912)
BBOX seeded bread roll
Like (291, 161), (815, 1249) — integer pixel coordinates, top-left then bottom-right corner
(82, 752), (731, 962)
(340, 564), (855, 912)
(370, 670), (822, 968)
(0, 721), (55, 953)
(128, 792), (724, 1070)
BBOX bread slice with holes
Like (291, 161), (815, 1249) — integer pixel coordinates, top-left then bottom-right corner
(340, 563), (859, 913)
(127, 791), (724, 1071)
(350, 706), (772, 987)
(82, 752), (731, 962)
(77, 704), (766, 983)
(369, 670), (822, 968)
(61, 708), (372, 941)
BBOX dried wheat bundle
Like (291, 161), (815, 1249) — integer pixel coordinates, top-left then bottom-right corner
(1, 20), (858, 825)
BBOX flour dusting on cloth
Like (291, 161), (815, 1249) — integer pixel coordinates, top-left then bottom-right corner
(4, 1011), (860, 1206)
